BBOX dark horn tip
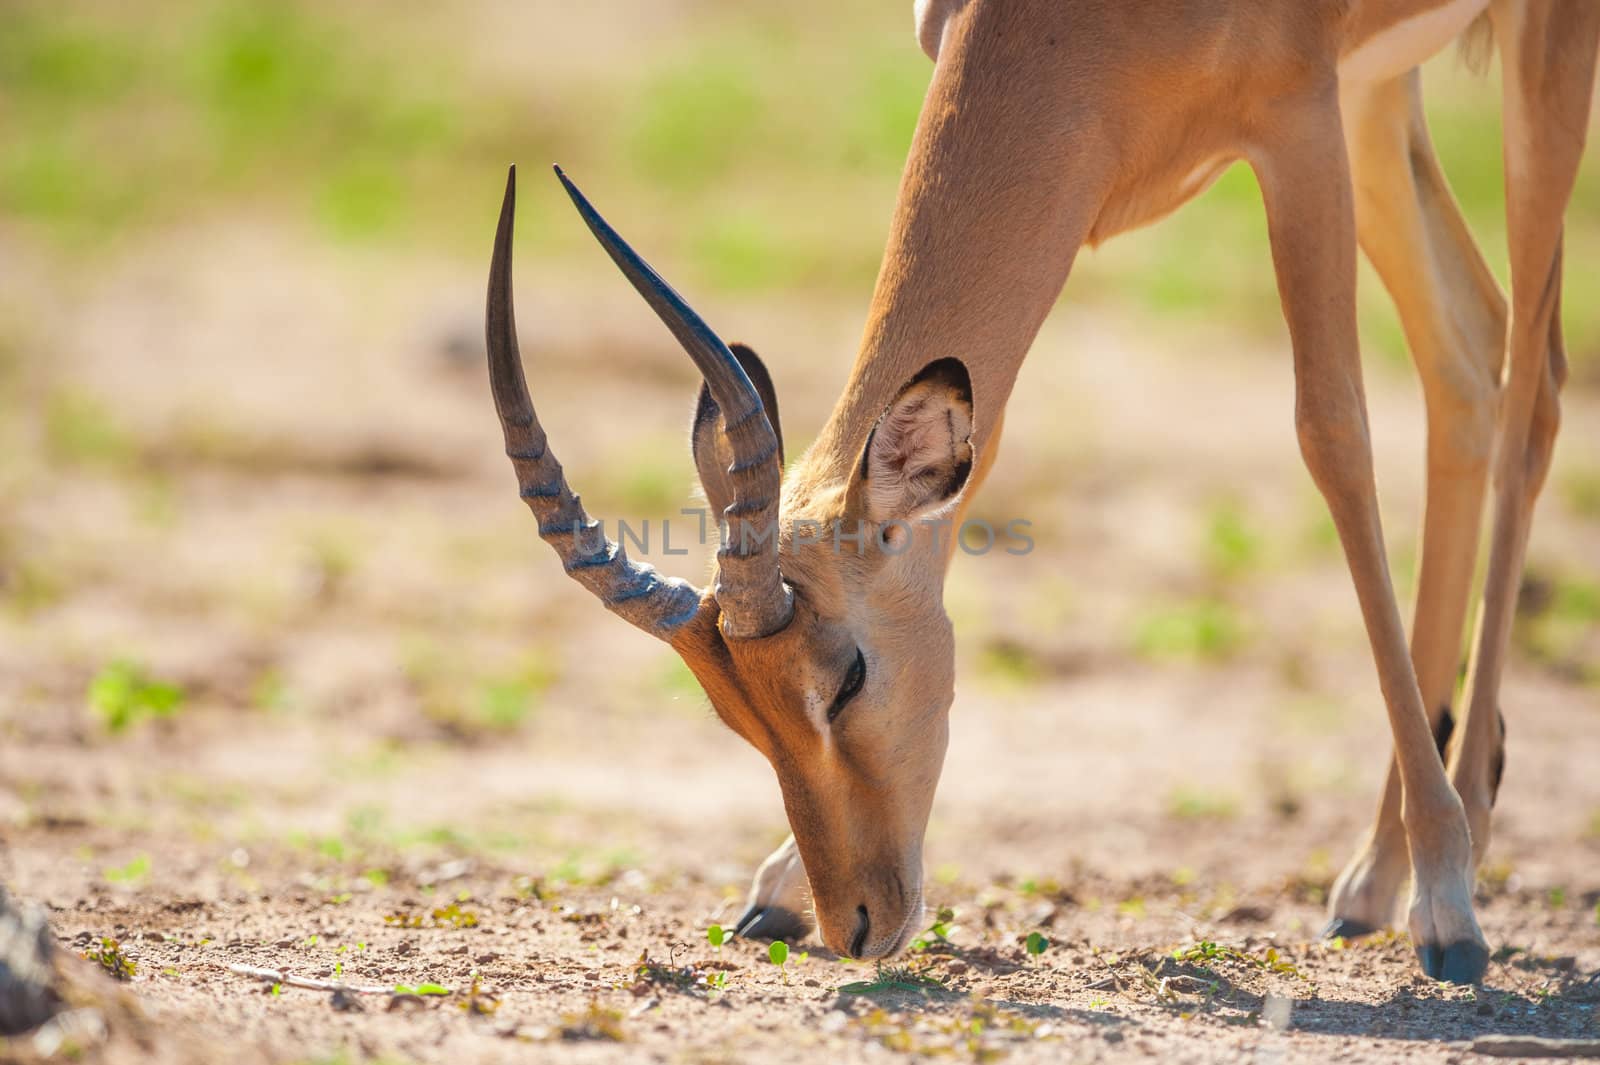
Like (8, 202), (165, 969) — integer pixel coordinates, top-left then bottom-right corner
(553, 165), (581, 203)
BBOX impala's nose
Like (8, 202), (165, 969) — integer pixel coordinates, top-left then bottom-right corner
(849, 905), (871, 958)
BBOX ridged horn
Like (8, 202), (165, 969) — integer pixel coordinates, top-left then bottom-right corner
(553, 166), (793, 640)
(487, 166), (702, 638)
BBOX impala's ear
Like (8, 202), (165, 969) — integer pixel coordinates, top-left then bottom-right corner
(693, 342), (783, 516)
(855, 357), (974, 522)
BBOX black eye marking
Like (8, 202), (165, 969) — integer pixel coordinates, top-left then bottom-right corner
(827, 649), (867, 723)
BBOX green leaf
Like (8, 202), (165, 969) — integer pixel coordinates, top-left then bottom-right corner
(89, 659), (185, 733)
(1025, 932), (1048, 957)
(768, 941), (789, 967)
(104, 854), (151, 884)
(707, 924), (725, 948)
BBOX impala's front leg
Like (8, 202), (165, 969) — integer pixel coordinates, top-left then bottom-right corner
(1323, 70), (1507, 940)
(1251, 85), (1486, 984)
(733, 834), (813, 942)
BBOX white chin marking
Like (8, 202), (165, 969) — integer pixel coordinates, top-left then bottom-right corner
(1338, 0), (1489, 85)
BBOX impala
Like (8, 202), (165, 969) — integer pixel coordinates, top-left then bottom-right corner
(486, 0), (1597, 982)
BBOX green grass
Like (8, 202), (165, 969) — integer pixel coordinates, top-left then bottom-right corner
(1202, 497), (1264, 581)
(104, 853), (152, 885)
(2, 2), (1597, 374)
(1516, 569), (1600, 683)
(89, 659), (185, 732)
(1131, 599), (1248, 662)
(1165, 787), (1240, 821)
(1563, 467), (1600, 520)
(976, 637), (1048, 689)
(400, 637), (560, 738)
(44, 389), (135, 468)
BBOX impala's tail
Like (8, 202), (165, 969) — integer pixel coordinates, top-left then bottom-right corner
(1458, 10), (1495, 75)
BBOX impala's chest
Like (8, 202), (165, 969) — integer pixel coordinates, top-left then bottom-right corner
(1090, 149), (1236, 247)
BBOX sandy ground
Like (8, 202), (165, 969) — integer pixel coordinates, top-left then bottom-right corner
(1, 220), (1599, 1063)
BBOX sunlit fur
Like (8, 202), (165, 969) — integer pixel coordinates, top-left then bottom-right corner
(538, 0), (1595, 975)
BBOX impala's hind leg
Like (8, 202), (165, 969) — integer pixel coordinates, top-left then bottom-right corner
(1324, 70), (1507, 939)
(734, 835), (813, 942)
(1451, 0), (1599, 863)
(1253, 83), (1486, 983)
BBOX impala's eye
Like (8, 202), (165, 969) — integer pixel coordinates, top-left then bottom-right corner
(827, 649), (867, 723)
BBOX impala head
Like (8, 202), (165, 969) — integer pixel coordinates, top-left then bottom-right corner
(487, 167), (977, 958)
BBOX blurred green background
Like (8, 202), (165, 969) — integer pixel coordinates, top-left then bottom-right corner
(4, 0), (1598, 376)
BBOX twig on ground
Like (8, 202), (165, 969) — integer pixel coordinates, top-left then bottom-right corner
(226, 964), (390, 996)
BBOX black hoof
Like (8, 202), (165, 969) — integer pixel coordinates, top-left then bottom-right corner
(734, 905), (811, 943)
(1417, 940), (1489, 984)
(1321, 916), (1378, 940)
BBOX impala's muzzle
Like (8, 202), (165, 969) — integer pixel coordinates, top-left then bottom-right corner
(811, 862), (925, 960)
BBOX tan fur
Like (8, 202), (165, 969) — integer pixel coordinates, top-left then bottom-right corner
(535, 0), (1596, 975)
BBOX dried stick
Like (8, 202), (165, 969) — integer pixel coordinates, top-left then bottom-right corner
(226, 963), (391, 996)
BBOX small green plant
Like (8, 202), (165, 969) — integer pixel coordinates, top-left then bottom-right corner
(838, 960), (946, 996)
(44, 389), (134, 467)
(103, 853), (151, 885)
(707, 923), (725, 953)
(393, 982), (451, 996)
(82, 937), (136, 980)
(384, 902), (478, 929)
(1204, 498), (1263, 579)
(1165, 786), (1240, 821)
(89, 660), (184, 732)
(1172, 940), (1242, 966)
(1025, 932), (1049, 960)
(431, 901), (479, 928)
(910, 906), (956, 952)
(768, 940), (789, 982)
(634, 946), (733, 997)
(1171, 940), (1309, 983)
(1132, 599), (1246, 662)
(459, 972), (499, 1015)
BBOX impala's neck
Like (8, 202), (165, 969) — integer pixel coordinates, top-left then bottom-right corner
(806, 0), (1109, 486)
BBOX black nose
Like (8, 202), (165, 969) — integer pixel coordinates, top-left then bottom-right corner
(849, 904), (870, 958)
